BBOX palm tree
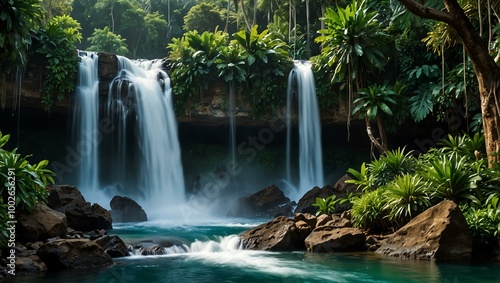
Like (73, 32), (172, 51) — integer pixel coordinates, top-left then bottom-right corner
(352, 83), (397, 153)
(315, 0), (390, 139)
(215, 45), (247, 166)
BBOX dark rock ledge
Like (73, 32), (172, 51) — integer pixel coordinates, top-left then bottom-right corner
(1, 185), (129, 278)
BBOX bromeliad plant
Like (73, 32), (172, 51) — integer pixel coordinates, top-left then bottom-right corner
(384, 174), (431, 227)
(312, 194), (351, 216)
(346, 162), (374, 192)
(312, 195), (338, 216)
(350, 189), (390, 232)
(346, 147), (417, 190)
(369, 147), (417, 187)
(423, 152), (481, 204)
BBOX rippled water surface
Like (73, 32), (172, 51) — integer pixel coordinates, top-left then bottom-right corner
(9, 220), (500, 283)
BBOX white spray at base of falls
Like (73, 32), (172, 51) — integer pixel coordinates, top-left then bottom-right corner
(73, 53), (185, 217)
(286, 61), (324, 200)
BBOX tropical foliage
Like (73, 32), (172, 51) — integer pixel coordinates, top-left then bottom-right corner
(87, 26), (129, 56)
(0, 132), (55, 248)
(183, 2), (225, 33)
(167, 25), (292, 117)
(0, 0), (43, 78)
(461, 196), (500, 244)
(33, 15), (82, 110)
(312, 194), (350, 216)
(315, 0), (390, 87)
(352, 83), (397, 153)
(346, 132), (500, 238)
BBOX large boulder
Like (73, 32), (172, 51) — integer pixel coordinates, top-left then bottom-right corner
(333, 174), (359, 193)
(48, 184), (112, 231)
(240, 216), (304, 251)
(97, 52), (119, 97)
(295, 185), (338, 214)
(376, 200), (472, 261)
(15, 255), (47, 275)
(94, 235), (129, 258)
(294, 213), (317, 228)
(304, 227), (366, 252)
(227, 185), (292, 217)
(295, 176), (359, 215)
(47, 184), (86, 209)
(64, 202), (112, 231)
(36, 239), (113, 270)
(110, 196), (147, 222)
(17, 203), (67, 243)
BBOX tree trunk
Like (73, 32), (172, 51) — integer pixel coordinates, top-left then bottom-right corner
(240, 0), (252, 31)
(397, 0), (500, 167)
(252, 0), (257, 27)
(478, 71), (500, 166)
(365, 117), (386, 154)
(225, 0), (231, 33)
(376, 115), (389, 151)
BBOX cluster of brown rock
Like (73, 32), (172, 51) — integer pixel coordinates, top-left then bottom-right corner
(240, 211), (375, 252)
(226, 180), (355, 218)
(4, 184), (147, 276)
(7, 179), (494, 278)
(240, 199), (476, 262)
(226, 185), (296, 218)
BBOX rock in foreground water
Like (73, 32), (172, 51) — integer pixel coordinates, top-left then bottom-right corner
(37, 239), (113, 270)
(376, 200), (472, 261)
(240, 216), (304, 251)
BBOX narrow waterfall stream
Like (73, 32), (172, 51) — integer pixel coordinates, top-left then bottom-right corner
(286, 60), (324, 199)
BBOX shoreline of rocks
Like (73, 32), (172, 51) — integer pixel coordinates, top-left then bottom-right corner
(5, 181), (500, 279)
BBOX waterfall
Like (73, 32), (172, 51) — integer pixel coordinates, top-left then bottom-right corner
(286, 61), (324, 199)
(74, 52), (185, 217)
(73, 52), (100, 198)
(129, 235), (244, 256)
(229, 82), (236, 168)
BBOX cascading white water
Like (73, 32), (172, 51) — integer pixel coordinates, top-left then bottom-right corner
(74, 53), (185, 217)
(130, 235), (244, 256)
(119, 56), (186, 214)
(286, 61), (324, 199)
(73, 52), (99, 198)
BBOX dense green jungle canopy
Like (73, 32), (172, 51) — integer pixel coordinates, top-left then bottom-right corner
(0, 0), (499, 162)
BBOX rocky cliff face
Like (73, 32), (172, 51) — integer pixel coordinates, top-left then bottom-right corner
(1, 52), (351, 127)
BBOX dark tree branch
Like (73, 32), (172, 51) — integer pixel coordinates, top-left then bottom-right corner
(397, 0), (456, 24)
(398, 0), (497, 77)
